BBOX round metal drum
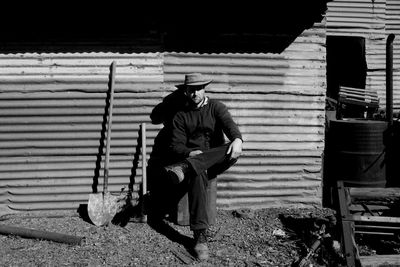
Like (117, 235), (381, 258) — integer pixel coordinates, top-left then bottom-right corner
(323, 119), (388, 207)
(324, 119), (387, 186)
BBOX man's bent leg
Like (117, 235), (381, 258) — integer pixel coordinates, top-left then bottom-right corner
(164, 144), (232, 185)
(186, 144), (231, 176)
(208, 157), (238, 179)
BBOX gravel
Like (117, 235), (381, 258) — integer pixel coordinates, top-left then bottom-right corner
(0, 206), (338, 266)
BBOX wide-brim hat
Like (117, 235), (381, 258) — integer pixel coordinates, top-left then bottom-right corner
(175, 73), (212, 88)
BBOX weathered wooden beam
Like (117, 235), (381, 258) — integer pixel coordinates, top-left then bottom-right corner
(0, 224), (83, 245)
(170, 247), (195, 264)
(355, 231), (394, 236)
(349, 188), (400, 205)
(356, 224), (400, 232)
(360, 254), (400, 266)
(346, 215), (400, 224)
(349, 204), (390, 214)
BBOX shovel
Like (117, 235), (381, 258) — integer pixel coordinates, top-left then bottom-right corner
(88, 61), (119, 226)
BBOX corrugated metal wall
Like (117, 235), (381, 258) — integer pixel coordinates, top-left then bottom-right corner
(326, 0), (400, 111)
(0, 24), (327, 215)
(164, 24), (327, 209)
(0, 53), (164, 215)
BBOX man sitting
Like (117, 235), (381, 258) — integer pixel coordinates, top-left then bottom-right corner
(163, 73), (243, 260)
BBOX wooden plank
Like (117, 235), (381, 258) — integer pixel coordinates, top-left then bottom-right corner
(350, 187), (400, 198)
(170, 247), (196, 264)
(340, 91), (378, 98)
(349, 215), (400, 224)
(339, 93), (379, 103)
(340, 86), (379, 94)
(355, 231), (394, 236)
(355, 224), (400, 232)
(349, 188), (400, 205)
(349, 204), (390, 213)
(340, 89), (379, 97)
(338, 97), (379, 108)
(360, 254), (400, 266)
(339, 94), (378, 102)
(338, 86), (380, 109)
(336, 181), (359, 267)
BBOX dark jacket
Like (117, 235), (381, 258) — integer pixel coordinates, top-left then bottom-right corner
(170, 98), (242, 160)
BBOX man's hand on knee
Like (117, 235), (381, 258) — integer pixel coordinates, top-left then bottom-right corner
(189, 150), (203, 157)
(227, 138), (242, 159)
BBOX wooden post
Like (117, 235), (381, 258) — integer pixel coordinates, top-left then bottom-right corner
(336, 181), (358, 267)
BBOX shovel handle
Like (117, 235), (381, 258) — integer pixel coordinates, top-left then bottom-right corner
(104, 61), (116, 192)
(141, 122), (147, 222)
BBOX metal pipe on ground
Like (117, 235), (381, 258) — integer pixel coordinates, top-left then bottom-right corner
(0, 224), (83, 245)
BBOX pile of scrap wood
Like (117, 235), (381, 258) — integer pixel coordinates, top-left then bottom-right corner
(279, 213), (345, 266)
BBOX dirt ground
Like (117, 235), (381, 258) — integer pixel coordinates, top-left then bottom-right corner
(0, 206), (345, 267)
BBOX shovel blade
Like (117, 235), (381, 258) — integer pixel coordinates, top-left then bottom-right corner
(87, 192), (119, 226)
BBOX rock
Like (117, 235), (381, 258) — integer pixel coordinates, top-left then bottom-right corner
(231, 209), (255, 219)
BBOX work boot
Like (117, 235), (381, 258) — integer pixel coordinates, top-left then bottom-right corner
(164, 161), (191, 184)
(193, 229), (209, 261)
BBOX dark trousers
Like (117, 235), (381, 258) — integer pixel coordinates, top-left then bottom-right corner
(186, 144), (237, 231)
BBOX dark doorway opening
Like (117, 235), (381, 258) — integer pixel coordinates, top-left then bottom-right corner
(326, 36), (367, 100)
(323, 36), (368, 207)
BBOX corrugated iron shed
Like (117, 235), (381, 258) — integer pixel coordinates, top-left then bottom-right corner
(0, 3), (331, 215)
(0, 26), (326, 215)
